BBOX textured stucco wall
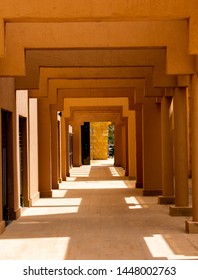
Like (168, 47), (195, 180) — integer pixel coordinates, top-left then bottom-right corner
(90, 122), (110, 160)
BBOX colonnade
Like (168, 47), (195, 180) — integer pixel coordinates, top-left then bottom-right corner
(1, 0), (198, 235)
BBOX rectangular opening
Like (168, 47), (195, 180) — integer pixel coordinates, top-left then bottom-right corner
(1, 110), (14, 223)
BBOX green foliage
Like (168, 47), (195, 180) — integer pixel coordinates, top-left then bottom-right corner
(108, 124), (114, 144)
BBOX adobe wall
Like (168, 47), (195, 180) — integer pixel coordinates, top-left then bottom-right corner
(90, 122), (110, 160)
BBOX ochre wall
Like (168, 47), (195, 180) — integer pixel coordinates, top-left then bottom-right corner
(90, 122), (110, 160)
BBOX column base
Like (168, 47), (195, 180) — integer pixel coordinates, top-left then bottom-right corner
(58, 178), (62, 183)
(0, 221), (5, 234)
(8, 207), (21, 220)
(52, 182), (59, 189)
(185, 220), (198, 233)
(136, 182), (143, 188)
(158, 196), (175, 205)
(143, 189), (162, 196)
(15, 208), (22, 219)
(169, 206), (192, 216)
(30, 192), (40, 206)
(24, 198), (31, 208)
(40, 191), (53, 198)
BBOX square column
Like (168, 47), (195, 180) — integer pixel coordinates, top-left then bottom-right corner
(72, 121), (82, 167)
(0, 110), (5, 232)
(170, 87), (191, 216)
(142, 98), (162, 196)
(121, 118), (128, 176)
(61, 116), (67, 181)
(128, 111), (136, 179)
(38, 99), (52, 197)
(114, 122), (122, 166)
(135, 108), (143, 188)
(66, 120), (71, 177)
(158, 94), (175, 204)
(186, 73), (198, 233)
(50, 106), (59, 189)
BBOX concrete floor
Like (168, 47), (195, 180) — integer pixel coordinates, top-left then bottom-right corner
(0, 159), (198, 260)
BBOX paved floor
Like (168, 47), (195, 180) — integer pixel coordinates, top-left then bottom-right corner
(0, 159), (198, 260)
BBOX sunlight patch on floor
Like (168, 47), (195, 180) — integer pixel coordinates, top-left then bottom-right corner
(125, 196), (142, 209)
(60, 180), (131, 189)
(0, 237), (71, 260)
(144, 234), (198, 260)
(109, 166), (120, 176)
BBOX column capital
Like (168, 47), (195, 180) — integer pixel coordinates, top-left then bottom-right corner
(177, 75), (191, 88)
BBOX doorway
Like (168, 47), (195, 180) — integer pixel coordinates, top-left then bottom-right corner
(1, 110), (14, 223)
(19, 117), (28, 207)
(81, 122), (90, 165)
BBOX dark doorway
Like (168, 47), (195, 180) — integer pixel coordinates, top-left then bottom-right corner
(81, 122), (90, 165)
(19, 117), (28, 207)
(1, 110), (14, 223)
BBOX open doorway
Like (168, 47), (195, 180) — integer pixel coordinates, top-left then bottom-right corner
(81, 122), (90, 165)
(19, 116), (28, 207)
(1, 110), (14, 224)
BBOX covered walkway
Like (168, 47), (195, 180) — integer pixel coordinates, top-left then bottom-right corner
(0, 160), (197, 260)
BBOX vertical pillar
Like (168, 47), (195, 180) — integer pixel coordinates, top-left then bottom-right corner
(158, 94), (175, 204)
(0, 110), (5, 233)
(187, 87), (192, 177)
(135, 108), (143, 188)
(72, 121), (82, 167)
(38, 99), (52, 197)
(50, 106), (59, 189)
(114, 122), (122, 166)
(128, 111), (136, 179)
(186, 73), (198, 233)
(66, 119), (70, 177)
(142, 98), (162, 196)
(13, 104), (21, 219)
(121, 118), (128, 176)
(170, 87), (191, 216)
(61, 116), (66, 181)
(29, 98), (39, 205)
(58, 114), (62, 183)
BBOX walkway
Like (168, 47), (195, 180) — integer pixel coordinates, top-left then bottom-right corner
(0, 160), (198, 260)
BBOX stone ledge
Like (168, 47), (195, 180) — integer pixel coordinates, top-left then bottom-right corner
(143, 189), (162, 196)
(186, 220), (198, 233)
(158, 195), (175, 205)
(169, 206), (192, 216)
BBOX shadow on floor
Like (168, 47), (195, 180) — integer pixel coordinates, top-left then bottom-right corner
(0, 181), (198, 260)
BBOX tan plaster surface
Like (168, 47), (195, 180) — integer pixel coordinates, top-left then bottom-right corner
(0, 160), (197, 260)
